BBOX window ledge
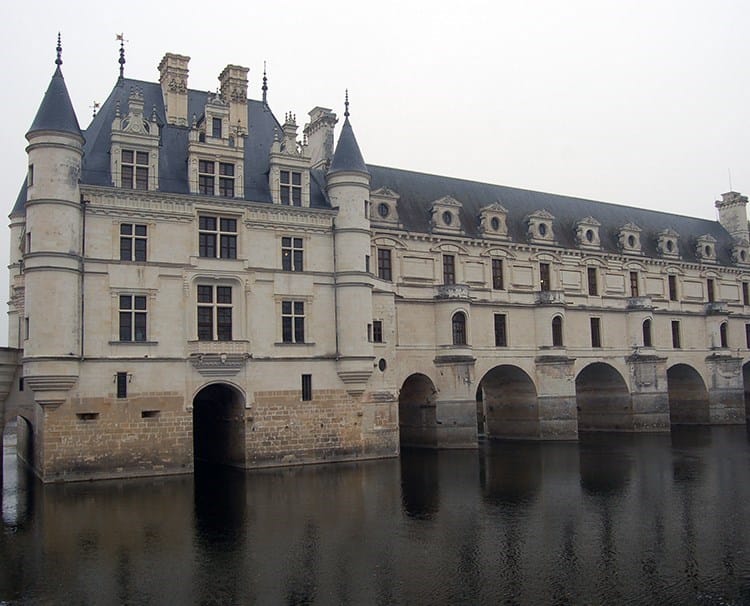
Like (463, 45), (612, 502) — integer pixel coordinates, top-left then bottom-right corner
(274, 342), (316, 347)
(109, 340), (159, 346)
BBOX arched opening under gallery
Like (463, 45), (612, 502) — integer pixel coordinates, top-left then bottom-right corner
(192, 383), (246, 468)
(667, 364), (710, 425)
(576, 363), (631, 431)
(478, 365), (539, 439)
(398, 373), (438, 449)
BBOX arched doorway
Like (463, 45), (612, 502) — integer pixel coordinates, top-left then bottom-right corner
(668, 364), (709, 424)
(478, 365), (538, 439)
(398, 374), (437, 449)
(193, 383), (246, 468)
(576, 363), (631, 431)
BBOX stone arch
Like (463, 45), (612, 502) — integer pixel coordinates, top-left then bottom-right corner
(192, 382), (246, 468)
(398, 373), (438, 449)
(478, 365), (539, 439)
(575, 363), (632, 431)
(668, 364), (710, 424)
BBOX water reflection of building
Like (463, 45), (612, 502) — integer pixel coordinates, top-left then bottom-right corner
(2, 40), (750, 482)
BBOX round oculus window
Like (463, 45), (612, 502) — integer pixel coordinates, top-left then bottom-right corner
(538, 223), (547, 237)
(704, 245), (712, 257)
(490, 217), (501, 231)
(378, 203), (390, 218)
(666, 240), (674, 252)
(378, 358), (387, 372)
(627, 234), (636, 247)
(442, 211), (453, 226)
(741, 250), (747, 262)
(585, 229), (594, 243)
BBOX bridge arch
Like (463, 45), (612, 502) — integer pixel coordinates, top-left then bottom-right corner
(477, 365), (539, 439)
(192, 382), (246, 468)
(575, 362), (632, 431)
(398, 373), (438, 449)
(667, 364), (709, 424)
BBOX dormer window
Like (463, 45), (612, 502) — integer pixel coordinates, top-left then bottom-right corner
(121, 150), (149, 190)
(370, 188), (401, 226)
(526, 209), (555, 244)
(657, 229), (680, 259)
(429, 196), (463, 234)
(280, 170), (302, 206)
(212, 117), (222, 139)
(377, 203), (390, 218)
(696, 234), (717, 263)
(575, 217), (601, 249)
(111, 88), (160, 191)
(198, 160), (235, 197)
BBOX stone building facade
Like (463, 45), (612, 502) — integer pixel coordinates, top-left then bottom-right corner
(2, 44), (749, 482)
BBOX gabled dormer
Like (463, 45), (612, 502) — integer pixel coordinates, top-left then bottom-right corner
(695, 234), (718, 263)
(429, 196), (463, 235)
(269, 112), (312, 206)
(526, 209), (555, 244)
(618, 222), (643, 254)
(110, 88), (161, 191)
(657, 228), (680, 259)
(731, 238), (750, 265)
(575, 216), (601, 250)
(371, 187), (401, 226)
(478, 202), (509, 240)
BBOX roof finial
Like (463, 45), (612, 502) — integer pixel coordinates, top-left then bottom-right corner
(262, 61), (268, 106)
(344, 89), (350, 118)
(55, 32), (63, 67)
(116, 33), (126, 81)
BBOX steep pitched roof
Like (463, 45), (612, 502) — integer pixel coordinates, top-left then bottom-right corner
(329, 118), (368, 175)
(27, 66), (82, 139)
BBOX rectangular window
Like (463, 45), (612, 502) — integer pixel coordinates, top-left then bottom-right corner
(377, 248), (392, 281)
(199, 215), (237, 259)
(587, 267), (598, 296)
(119, 295), (147, 342)
(629, 271), (639, 297)
(25, 232), (31, 254)
(19, 377), (24, 392)
(671, 320), (681, 349)
(121, 150), (149, 190)
(492, 259), (504, 290)
(24, 317), (29, 340)
(373, 320), (383, 343)
(668, 275), (678, 301)
(365, 255), (370, 273)
(280, 170), (302, 206)
(443, 255), (455, 285)
(540, 263), (551, 292)
(116, 372), (128, 399)
(120, 223), (147, 262)
(494, 314), (507, 347)
(707, 278), (715, 303)
(590, 317), (602, 348)
(301, 374), (312, 401)
(218, 163), (235, 198)
(198, 160), (215, 196)
(743, 282), (749, 306)
(282, 301), (305, 343)
(212, 117), (222, 139)
(197, 285), (232, 341)
(281, 237), (303, 272)
(27, 164), (33, 187)
(746, 324), (750, 348)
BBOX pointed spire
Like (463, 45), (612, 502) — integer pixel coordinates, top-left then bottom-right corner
(329, 91), (367, 175)
(117, 33), (126, 81)
(262, 61), (268, 106)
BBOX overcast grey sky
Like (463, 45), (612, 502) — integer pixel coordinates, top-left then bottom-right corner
(1, 0), (748, 345)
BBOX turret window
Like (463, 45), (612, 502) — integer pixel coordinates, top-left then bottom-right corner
(642, 319), (652, 347)
(552, 316), (564, 347)
(280, 170), (302, 206)
(121, 150), (149, 190)
(452, 312), (467, 345)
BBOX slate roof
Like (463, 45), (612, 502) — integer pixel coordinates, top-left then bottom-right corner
(27, 66), (82, 139)
(329, 117), (368, 175)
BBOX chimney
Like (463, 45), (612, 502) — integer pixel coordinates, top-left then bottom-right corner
(715, 191), (750, 243)
(219, 64), (249, 135)
(158, 53), (190, 126)
(304, 107), (338, 170)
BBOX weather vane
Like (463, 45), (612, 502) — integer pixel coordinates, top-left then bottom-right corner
(116, 33), (128, 80)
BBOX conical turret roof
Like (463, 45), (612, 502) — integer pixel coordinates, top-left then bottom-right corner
(329, 117), (368, 175)
(27, 65), (82, 139)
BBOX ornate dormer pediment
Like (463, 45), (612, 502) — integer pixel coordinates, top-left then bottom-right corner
(731, 238), (750, 265)
(656, 228), (680, 258)
(695, 234), (718, 263)
(268, 112), (312, 206)
(575, 216), (601, 249)
(526, 209), (555, 244)
(430, 196), (463, 234)
(618, 222), (643, 254)
(371, 187), (401, 226)
(478, 202), (509, 240)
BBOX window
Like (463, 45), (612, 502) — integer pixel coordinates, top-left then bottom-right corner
(452, 312), (467, 345)
(25, 232), (31, 254)
(377, 248), (392, 281)
(282, 237), (303, 272)
(630, 271), (639, 297)
(494, 314), (507, 347)
(552, 316), (563, 347)
(743, 282), (749, 306)
(492, 259), (504, 290)
(198, 160), (215, 195)
(218, 163), (235, 198)
(373, 320), (383, 343)
(301, 374), (312, 401)
(540, 263), (551, 292)
(720, 322), (728, 348)
(668, 275), (678, 301)
(587, 267), (598, 296)
(746, 324), (750, 348)
(707, 278), (715, 303)
(671, 320), (681, 348)
(365, 255), (370, 273)
(197, 285), (232, 341)
(120, 224), (147, 262)
(280, 170), (302, 206)
(24, 317), (29, 340)
(642, 319), (652, 347)
(27, 164), (33, 187)
(119, 295), (147, 342)
(282, 301), (305, 343)
(199, 216), (237, 259)
(212, 117), (222, 139)
(116, 372), (128, 399)
(121, 150), (148, 190)
(590, 317), (601, 348)
(443, 255), (456, 285)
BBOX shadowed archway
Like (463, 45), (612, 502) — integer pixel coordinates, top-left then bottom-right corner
(576, 363), (631, 431)
(478, 365), (539, 439)
(193, 383), (246, 468)
(398, 374), (438, 449)
(668, 364), (709, 424)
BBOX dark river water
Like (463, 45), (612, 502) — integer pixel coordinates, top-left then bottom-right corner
(2, 425), (750, 605)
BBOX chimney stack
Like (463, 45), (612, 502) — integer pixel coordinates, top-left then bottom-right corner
(158, 53), (190, 126)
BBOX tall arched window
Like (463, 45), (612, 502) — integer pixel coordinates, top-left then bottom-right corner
(452, 312), (467, 345)
(720, 322), (728, 348)
(552, 315), (563, 347)
(642, 319), (652, 347)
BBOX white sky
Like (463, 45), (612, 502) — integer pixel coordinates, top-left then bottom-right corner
(0, 0), (748, 345)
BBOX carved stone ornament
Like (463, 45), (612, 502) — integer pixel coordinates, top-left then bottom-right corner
(190, 352), (249, 376)
(168, 78), (187, 93)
